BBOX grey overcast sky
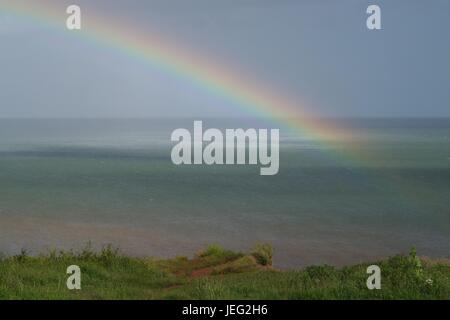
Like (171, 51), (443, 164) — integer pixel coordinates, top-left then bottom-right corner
(0, 0), (449, 118)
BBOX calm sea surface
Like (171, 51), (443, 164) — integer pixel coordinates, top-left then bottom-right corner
(0, 118), (449, 268)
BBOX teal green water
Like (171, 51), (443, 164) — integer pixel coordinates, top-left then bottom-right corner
(0, 119), (449, 268)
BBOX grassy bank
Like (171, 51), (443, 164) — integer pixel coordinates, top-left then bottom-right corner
(0, 244), (449, 299)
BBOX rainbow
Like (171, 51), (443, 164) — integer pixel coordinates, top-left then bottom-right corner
(0, 0), (353, 143)
(1, 1), (436, 214)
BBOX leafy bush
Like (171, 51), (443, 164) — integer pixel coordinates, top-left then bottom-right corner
(251, 243), (273, 266)
(408, 247), (423, 278)
(198, 244), (242, 261)
(199, 244), (227, 258)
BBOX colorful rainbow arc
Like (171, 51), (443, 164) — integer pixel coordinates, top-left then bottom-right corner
(1, 1), (436, 213)
(1, 0), (354, 143)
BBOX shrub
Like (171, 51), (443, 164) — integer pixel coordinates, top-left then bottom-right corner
(408, 247), (423, 278)
(198, 244), (242, 262)
(199, 244), (227, 258)
(251, 243), (273, 266)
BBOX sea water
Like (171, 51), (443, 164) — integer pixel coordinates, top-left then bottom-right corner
(0, 118), (449, 268)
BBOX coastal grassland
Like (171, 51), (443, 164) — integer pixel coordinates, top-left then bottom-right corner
(0, 244), (449, 300)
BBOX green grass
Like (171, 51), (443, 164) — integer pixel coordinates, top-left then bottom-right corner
(0, 244), (449, 300)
